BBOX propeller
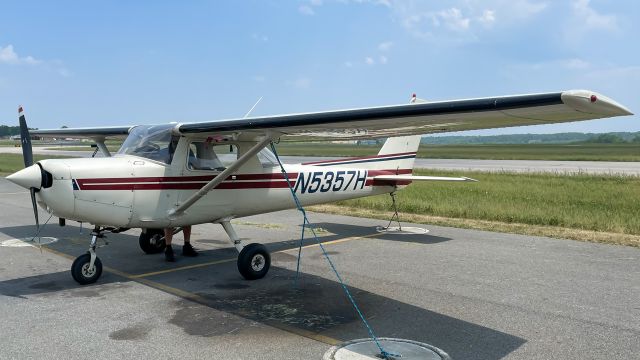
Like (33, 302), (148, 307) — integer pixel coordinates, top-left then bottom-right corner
(18, 106), (33, 167)
(18, 106), (39, 234)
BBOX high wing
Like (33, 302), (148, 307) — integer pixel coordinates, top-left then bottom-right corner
(31, 126), (132, 140)
(30, 90), (632, 141)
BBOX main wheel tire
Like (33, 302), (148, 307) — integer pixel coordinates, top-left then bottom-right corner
(237, 243), (270, 280)
(71, 253), (103, 285)
(139, 228), (166, 254)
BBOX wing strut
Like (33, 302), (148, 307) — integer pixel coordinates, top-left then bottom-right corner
(93, 139), (112, 157)
(168, 135), (274, 217)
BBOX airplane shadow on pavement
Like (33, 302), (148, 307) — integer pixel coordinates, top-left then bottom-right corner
(307, 222), (451, 245)
(0, 224), (525, 359)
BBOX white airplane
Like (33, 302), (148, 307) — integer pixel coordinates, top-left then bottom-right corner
(6, 90), (632, 285)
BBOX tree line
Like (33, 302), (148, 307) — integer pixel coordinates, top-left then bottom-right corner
(422, 131), (640, 145)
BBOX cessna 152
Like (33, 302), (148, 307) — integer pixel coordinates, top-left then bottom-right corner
(6, 90), (632, 285)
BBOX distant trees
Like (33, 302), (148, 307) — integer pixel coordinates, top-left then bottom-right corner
(583, 134), (626, 144)
(421, 132), (640, 145)
(0, 125), (22, 137)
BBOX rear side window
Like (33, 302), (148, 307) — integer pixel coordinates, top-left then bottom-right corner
(187, 142), (237, 171)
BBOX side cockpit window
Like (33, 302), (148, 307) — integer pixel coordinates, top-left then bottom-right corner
(187, 141), (237, 171)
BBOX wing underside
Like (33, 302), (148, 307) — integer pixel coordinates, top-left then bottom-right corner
(29, 90), (632, 141)
(31, 126), (132, 140)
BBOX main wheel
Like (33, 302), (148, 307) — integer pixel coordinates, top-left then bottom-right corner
(237, 243), (270, 280)
(139, 228), (166, 254)
(71, 253), (103, 285)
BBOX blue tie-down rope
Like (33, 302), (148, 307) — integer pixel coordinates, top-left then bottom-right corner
(269, 142), (400, 359)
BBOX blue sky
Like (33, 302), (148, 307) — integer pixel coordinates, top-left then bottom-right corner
(0, 0), (638, 135)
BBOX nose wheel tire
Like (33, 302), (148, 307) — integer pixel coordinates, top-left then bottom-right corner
(139, 228), (166, 254)
(237, 243), (270, 280)
(71, 253), (103, 285)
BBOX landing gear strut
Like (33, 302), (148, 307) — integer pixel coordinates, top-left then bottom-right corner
(71, 226), (106, 285)
(221, 220), (270, 280)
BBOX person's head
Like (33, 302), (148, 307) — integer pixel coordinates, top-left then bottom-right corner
(169, 136), (180, 152)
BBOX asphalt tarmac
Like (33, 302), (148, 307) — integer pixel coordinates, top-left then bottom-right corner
(0, 178), (638, 359)
(2, 146), (640, 175)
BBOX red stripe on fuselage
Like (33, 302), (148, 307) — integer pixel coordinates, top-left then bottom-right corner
(302, 152), (417, 165)
(76, 172), (298, 186)
(367, 169), (412, 176)
(79, 181), (295, 191)
(75, 169), (412, 190)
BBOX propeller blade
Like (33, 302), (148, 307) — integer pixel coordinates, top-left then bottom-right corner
(18, 106), (33, 168)
(29, 187), (40, 234)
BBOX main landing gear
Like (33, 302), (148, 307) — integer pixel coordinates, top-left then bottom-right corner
(221, 220), (271, 280)
(139, 222), (270, 280)
(70, 223), (271, 285)
(138, 222), (270, 280)
(138, 228), (167, 254)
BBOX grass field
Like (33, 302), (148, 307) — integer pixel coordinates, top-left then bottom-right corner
(310, 169), (640, 247)
(0, 140), (19, 147)
(2, 152), (638, 247)
(40, 142), (640, 162)
(273, 143), (640, 161)
(0, 154), (72, 176)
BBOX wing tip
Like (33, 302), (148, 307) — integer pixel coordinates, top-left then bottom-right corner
(561, 90), (633, 117)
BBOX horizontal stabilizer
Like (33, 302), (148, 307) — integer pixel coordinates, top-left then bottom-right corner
(373, 175), (478, 182)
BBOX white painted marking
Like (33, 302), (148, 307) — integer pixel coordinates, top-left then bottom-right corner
(375, 226), (429, 235)
(0, 237), (59, 247)
(0, 192), (29, 195)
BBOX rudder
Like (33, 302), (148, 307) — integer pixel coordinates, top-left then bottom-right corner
(376, 135), (421, 171)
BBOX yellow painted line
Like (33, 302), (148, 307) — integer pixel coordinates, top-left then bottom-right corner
(37, 245), (138, 279)
(38, 246), (75, 260)
(132, 232), (383, 278)
(129, 258), (236, 278)
(280, 232), (382, 252)
(38, 232), (382, 280)
(36, 242), (344, 346)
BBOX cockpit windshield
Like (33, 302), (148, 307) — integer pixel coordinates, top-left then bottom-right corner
(116, 124), (177, 164)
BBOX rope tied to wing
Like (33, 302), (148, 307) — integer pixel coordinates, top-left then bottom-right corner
(269, 141), (400, 360)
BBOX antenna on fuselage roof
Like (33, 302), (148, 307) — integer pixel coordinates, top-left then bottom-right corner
(243, 96), (263, 118)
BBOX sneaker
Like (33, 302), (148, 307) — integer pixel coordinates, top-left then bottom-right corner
(165, 245), (176, 262)
(182, 243), (198, 257)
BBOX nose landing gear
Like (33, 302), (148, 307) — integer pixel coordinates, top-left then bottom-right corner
(71, 226), (107, 285)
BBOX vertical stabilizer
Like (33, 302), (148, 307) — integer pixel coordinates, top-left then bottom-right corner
(376, 135), (421, 171)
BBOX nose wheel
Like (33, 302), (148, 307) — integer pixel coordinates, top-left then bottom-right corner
(71, 253), (103, 284)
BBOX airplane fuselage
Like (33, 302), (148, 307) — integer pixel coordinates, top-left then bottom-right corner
(35, 155), (408, 229)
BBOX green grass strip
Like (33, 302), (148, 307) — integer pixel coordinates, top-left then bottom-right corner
(333, 169), (640, 237)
